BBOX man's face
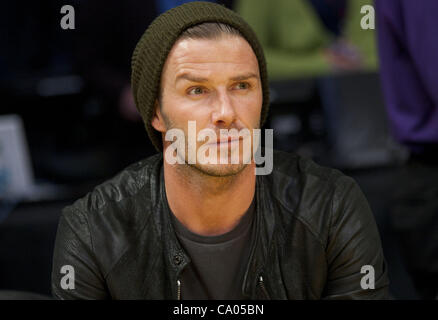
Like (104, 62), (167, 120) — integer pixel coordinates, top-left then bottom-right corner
(153, 34), (263, 177)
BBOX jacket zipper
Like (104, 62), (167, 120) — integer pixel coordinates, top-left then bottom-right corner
(176, 279), (181, 300)
(258, 275), (270, 299)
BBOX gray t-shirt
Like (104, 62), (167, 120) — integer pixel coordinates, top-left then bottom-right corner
(170, 198), (256, 300)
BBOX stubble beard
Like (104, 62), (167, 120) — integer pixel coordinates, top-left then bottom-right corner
(162, 113), (252, 179)
(188, 159), (248, 177)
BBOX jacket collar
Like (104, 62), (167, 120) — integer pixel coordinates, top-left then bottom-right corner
(158, 165), (191, 298)
(241, 174), (276, 297)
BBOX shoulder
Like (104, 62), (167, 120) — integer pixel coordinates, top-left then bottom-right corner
(59, 153), (164, 274)
(64, 153), (163, 217)
(269, 149), (351, 197)
(266, 149), (363, 243)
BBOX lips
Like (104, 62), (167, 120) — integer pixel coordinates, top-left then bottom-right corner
(203, 137), (241, 147)
(216, 136), (241, 144)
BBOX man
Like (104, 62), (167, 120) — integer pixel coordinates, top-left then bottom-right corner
(376, 0), (438, 299)
(51, 2), (388, 299)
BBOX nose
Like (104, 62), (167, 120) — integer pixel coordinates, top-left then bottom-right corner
(211, 88), (236, 128)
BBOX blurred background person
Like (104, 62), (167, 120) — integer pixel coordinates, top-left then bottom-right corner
(235, 0), (377, 79)
(376, 0), (438, 299)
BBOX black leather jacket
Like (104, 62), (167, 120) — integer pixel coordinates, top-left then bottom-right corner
(51, 150), (389, 299)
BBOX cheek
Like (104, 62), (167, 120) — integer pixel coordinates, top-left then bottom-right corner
(234, 91), (263, 124)
(161, 93), (210, 128)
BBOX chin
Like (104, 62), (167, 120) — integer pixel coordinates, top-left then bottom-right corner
(190, 162), (248, 177)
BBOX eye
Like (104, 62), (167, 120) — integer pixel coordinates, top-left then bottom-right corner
(233, 82), (251, 90)
(188, 86), (206, 95)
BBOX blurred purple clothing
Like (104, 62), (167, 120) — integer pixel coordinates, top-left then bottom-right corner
(376, 0), (438, 151)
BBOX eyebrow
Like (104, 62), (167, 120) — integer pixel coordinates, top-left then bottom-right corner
(230, 73), (259, 81)
(175, 72), (259, 84)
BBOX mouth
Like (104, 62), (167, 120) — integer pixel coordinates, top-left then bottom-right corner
(217, 136), (241, 145)
(205, 136), (243, 147)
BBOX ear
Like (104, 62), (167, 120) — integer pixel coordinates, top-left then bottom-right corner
(151, 99), (167, 133)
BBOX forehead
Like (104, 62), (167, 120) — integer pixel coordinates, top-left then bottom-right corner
(163, 35), (260, 77)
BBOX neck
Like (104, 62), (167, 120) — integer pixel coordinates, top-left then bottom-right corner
(163, 160), (256, 236)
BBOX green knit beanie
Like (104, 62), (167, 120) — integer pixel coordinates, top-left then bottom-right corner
(131, 1), (269, 152)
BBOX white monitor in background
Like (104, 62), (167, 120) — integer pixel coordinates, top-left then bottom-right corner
(0, 114), (34, 200)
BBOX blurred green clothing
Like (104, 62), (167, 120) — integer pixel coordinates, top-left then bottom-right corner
(235, 0), (377, 79)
